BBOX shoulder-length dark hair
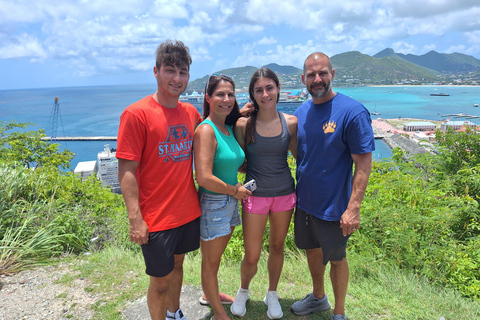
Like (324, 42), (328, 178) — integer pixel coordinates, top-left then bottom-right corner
(203, 74), (240, 127)
(245, 67), (280, 144)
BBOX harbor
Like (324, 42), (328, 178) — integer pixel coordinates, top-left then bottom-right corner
(2, 84), (479, 170)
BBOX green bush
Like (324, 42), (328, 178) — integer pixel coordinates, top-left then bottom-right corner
(1, 121), (479, 300)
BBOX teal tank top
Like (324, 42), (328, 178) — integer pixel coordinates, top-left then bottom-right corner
(196, 119), (245, 194)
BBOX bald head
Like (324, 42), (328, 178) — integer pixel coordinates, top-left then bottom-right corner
(303, 52), (332, 74)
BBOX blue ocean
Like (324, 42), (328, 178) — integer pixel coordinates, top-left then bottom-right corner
(1, 84), (479, 170)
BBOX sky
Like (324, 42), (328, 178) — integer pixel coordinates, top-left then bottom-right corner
(1, 0), (480, 90)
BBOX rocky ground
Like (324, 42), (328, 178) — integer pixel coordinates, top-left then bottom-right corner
(0, 262), (209, 320)
(0, 262), (98, 319)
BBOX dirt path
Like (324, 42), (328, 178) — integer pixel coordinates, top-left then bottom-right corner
(1, 262), (209, 320)
(0, 262), (99, 320)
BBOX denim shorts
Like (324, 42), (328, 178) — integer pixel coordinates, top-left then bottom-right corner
(198, 190), (241, 241)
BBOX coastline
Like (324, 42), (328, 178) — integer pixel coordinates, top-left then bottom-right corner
(372, 118), (433, 155)
(367, 84), (480, 88)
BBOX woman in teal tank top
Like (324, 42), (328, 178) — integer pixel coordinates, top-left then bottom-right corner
(193, 75), (251, 320)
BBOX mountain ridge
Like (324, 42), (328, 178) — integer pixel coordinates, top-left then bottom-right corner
(185, 49), (480, 92)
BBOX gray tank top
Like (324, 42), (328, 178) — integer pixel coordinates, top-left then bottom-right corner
(245, 112), (295, 197)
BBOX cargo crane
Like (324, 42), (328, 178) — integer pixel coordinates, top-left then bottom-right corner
(48, 97), (65, 141)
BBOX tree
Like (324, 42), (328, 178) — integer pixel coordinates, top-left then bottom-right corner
(0, 121), (74, 170)
(435, 126), (480, 174)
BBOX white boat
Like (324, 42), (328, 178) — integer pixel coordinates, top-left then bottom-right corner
(97, 144), (121, 193)
(179, 91), (204, 103)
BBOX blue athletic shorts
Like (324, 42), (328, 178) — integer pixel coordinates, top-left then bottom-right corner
(294, 207), (350, 265)
(198, 190), (241, 241)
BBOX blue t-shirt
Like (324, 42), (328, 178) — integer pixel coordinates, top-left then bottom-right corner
(294, 92), (375, 221)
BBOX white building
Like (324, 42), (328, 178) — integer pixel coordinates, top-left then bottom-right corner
(74, 161), (98, 179)
(403, 121), (437, 132)
(440, 120), (478, 131)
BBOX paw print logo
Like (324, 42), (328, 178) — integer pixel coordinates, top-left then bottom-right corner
(323, 121), (336, 134)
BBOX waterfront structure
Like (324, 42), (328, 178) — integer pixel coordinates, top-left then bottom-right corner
(403, 121), (437, 132)
(73, 144), (120, 193)
(74, 161), (97, 179)
(179, 90), (203, 103)
(440, 120), (478, 131)
(97, 144), (121, 193)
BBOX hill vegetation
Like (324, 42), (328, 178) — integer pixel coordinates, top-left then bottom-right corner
(185, 49), (480, 93)
(1, 120), (479, 318)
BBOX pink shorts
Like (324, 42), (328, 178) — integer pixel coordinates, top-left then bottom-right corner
(241, 193), (297, 215)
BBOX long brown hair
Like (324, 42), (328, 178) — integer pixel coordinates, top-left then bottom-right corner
(203, 75), (240, 127)
(245, 67), (280, 144)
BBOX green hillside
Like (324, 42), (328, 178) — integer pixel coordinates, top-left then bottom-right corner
(185, 49), (480, 92)
(332, 51), (440, 85)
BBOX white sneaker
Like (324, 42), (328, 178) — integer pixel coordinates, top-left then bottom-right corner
(264, 290), (283, 319)
(230, 287), (249, 317)
(166, 308), (188, 320)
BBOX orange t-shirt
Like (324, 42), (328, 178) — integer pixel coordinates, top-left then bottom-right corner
(116, 95), (202, 232)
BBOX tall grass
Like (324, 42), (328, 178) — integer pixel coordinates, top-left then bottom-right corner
(0, 163), (126, 274)
(0, 214), (80, 273)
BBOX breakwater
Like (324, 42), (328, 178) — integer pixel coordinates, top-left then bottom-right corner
(41, 136), (117, 141)
(382, 134), (429, 155)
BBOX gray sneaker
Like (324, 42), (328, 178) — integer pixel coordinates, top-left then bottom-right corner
(331, 313), (347, 320)
(290, 293), (331, 315)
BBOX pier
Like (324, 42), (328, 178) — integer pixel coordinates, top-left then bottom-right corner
(42, 136), (117, 141)
(44, 135), (384, 141)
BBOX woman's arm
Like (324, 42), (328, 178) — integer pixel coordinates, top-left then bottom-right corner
(234, 117), (248, 173)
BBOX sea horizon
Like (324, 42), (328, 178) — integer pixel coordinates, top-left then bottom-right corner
(1, 84), (479, 170)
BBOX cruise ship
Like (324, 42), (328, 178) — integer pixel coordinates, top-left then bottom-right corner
(179, 91), (204, 103)
(97, 144), (121, 193)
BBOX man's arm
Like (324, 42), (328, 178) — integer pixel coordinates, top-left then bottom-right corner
(340, 152), (372, 236)
(285, 114), (298, 159)
(118, 158), (149, 245)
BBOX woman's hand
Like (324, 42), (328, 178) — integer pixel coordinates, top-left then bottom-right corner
(239, 102), (255, 117)
(233, 182), (252, 200)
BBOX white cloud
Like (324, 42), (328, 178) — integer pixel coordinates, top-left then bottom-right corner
(233, 40), (318, 69)
(0, 34), (47, 59)
(392, 41), (418, 55)
(446, 45), (467, 54)
(151, 0), (189, 19)
(466, 30), (480, 44)
(422, 44), (437, 53)
(257, 37), (277, 45)
(1, 0), (480, 88)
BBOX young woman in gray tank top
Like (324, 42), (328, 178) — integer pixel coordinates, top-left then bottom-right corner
(231, 67), (298, 319)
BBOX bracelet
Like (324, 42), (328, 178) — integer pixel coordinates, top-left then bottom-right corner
(233, 185), (238, 196)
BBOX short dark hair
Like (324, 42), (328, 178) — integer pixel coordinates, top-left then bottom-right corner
(155, 40), (192, 70)
(203, 75), (240, 126)
(303, 52), (332, 74)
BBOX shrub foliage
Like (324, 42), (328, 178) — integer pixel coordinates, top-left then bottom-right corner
(0, 121), (479, 300)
